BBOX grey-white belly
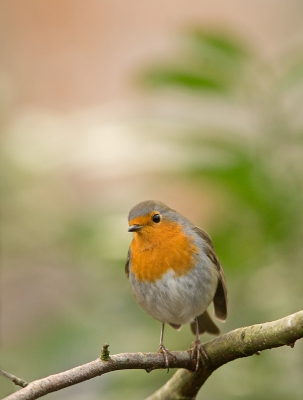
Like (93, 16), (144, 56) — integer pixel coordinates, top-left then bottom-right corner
(129, 256), (218, 326)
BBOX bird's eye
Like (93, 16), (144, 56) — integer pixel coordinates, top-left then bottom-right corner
(152, 214), (161, 223)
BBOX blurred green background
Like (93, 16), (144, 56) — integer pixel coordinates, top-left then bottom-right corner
(1, 1), (303, 399)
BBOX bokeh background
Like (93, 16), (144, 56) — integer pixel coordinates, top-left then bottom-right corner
(1, 1), (303, 399)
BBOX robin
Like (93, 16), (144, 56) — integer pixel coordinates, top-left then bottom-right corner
(125, 200), (227, 371)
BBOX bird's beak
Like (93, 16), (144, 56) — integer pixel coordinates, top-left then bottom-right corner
(128, 224), (143, 232)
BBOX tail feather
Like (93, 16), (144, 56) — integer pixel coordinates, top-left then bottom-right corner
(168, 322), (182, 330)
(190, 310), (220, 336)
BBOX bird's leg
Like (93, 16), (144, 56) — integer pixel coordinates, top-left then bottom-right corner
(189, 317), (209, 372)
(157, 323), (174, 372)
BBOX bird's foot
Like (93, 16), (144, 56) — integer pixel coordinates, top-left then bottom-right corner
(158, 344), (175, 372)
(188, 338), (208, 372)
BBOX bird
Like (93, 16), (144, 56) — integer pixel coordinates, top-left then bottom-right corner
(125, 200), (227, 371)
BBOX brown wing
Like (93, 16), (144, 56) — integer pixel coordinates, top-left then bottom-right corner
(125, 249), (130, 279)
(193, 226), (228, 321)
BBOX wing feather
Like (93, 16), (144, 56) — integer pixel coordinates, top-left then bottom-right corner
(125, 249), (130, 279)
(193, 226), (228, 321)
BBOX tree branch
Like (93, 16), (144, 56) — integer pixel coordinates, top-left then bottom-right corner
(146, 310), (303, 400)
(2, 310), (303, 400)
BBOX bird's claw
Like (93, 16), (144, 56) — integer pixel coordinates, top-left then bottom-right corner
(158, 344), (175, 372)
(188, 338), (208, 372)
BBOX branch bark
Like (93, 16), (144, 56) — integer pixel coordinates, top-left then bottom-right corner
(2, 310), (303, 400)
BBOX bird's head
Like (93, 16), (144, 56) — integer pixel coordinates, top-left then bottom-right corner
(128, 200), (172, 236)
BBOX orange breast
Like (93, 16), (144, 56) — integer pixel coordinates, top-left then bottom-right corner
(130, 220), (199, 282)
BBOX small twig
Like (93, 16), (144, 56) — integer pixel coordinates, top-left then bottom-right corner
(100, 343), (110, 361)
(0, 369), (28, 388)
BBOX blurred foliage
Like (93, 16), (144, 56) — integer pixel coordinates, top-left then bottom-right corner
(144, 29), (249, 94)
(141, 28), (303, 272)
